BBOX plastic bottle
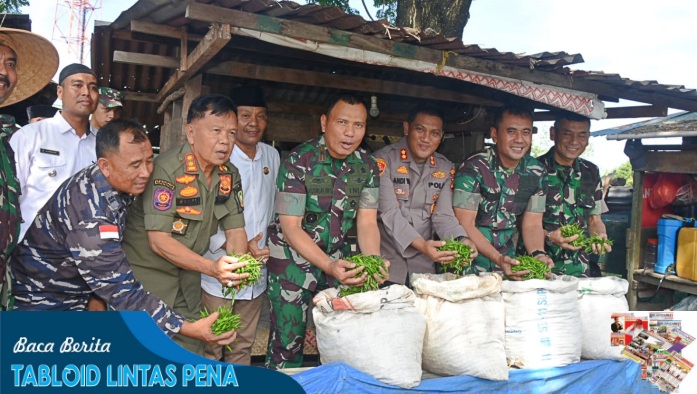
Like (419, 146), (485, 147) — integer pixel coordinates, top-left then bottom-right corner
(644, 238), (658, 271)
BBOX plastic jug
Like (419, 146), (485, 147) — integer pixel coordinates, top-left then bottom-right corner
(655, 218), (683, 273)
(676, 226), (697, 281)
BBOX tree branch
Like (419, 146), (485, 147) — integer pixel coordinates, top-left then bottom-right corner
(361, 0), (375, 21)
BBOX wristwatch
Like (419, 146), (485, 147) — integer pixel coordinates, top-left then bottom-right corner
(531, 250), (547, 257)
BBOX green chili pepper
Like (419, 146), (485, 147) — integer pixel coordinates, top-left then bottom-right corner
(199, 305), (241, 351)
(221, 252), (264, 297)
(510, 255), (551, 280)
(559, 224), (613, 255)
(437, 238), (474, 276)
(338, 254), (387, 297)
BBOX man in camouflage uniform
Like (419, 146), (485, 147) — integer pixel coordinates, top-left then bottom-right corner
(453, 105), (552, 278)
(10, 119), (236, 347)
(90, 87), (124, 131)
(538, 111), (611, 276)
(374, 104), (477, 285)
(0, 27), (58, 308)
(265, 94), (387, 369)
(122, 94), (249, 355)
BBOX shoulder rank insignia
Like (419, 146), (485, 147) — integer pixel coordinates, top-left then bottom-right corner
(400, 148), (408, 160)
(376, 158), (387, 176)
(430, 155), (436, 166)
(154, 188), (173, 211)
(176, 206), (202, 215)
(219, 175), (232, 196)
(172, 219), (189, 235)
(180, 186), (198, 198)
(397, 165), (408, 174)
(184, 153), (198, 173)
(432, 171), (446, 179)
(175, 174), (196, 185)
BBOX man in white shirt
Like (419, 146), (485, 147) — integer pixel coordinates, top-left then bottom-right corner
(10, 63), (98, 240)
(201, 86), (280, 364)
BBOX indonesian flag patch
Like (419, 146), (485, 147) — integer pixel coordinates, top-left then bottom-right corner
(99, 225), (119, 240)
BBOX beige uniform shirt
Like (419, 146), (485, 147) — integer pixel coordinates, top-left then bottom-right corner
(123, 142), (245, 319)
(373, 137), (466, 285)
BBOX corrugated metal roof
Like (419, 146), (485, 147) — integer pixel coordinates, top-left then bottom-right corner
(592, 111), (697, 140)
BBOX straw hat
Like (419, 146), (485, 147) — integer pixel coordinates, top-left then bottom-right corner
(0, 27), (59, 108)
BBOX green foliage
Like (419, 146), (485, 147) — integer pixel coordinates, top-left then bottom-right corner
(0, 0), (29, 13)
(605, 161), (634, 186)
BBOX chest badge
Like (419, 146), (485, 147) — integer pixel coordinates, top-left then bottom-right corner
(176, 206), (202, 215)
(48, 169), (57, 177)
(395, 188), (406, 195)
(180, 186), (198, 197)
(397, 166), (408, 174)
(263, 166), (270, 175)
(175, 174), (196, 185)
(432, 171), (446, 179)
(219, 175), (232, 196)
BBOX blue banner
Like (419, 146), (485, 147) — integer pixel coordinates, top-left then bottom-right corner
(0, 312), (305, 393)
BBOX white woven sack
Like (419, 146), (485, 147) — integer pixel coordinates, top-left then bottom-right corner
(502, 275), (581, 369)
(312, 285), (426, 389)
(577, 277), (629, 360)
(412, 273), (508, 380)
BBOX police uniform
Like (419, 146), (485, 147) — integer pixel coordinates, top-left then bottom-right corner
(537, 148), (604, 276)
(265, 136), (379, 369)
(1, 115), (20, 296)
(9, 111), (97, 240)
(122, 142), (245, 354)
(10, 164), (185, 336)
(373, 137), (466, 285)
(453, 147), (548, 273)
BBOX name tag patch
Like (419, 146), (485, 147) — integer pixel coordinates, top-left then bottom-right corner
(40, 148), (60, 156)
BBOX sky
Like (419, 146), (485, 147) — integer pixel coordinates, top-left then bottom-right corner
(18, 0), (697, 173)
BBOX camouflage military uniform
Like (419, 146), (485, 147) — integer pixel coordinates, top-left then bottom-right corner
(1, 115), (20, 305)
(10, 164), (186, 336)
(373, 137), (466, 284)
(265, 136), (379, 369)
(122, 142), (245, 354)
(453, 147), (547, 273)
(537, 148), (603, 276)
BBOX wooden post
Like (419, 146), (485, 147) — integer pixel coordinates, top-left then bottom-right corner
(627, 170), (645, 310)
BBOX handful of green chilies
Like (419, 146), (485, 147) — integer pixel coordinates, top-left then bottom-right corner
(558, 224), (613, 255)
(199, 305), (241, 351)
(437, 238), (474, 276)
(338, 254), (387, 297)
(221, 252), (264, 297)
(510, 255), (551, 280)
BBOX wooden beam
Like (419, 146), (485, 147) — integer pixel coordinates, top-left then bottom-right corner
(113, 50), (179, 68)
(534, 105), (669, 121)
(185, 2), (697, 112)
(123, 92), (159, 102)
(635, 151), (697, 173)
(130, 20), (204, 41)
(157, 23), (232, 101)
(207, 61), (501, 106)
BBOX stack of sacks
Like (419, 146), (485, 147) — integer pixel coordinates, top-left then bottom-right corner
(411, 272), (508, 380)
(502, 275), (581, 369)
(312, 285), (426, 389)
(577, 276), (629, 360)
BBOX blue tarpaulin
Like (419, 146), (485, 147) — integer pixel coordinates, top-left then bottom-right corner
(293, 360), (661, 393)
